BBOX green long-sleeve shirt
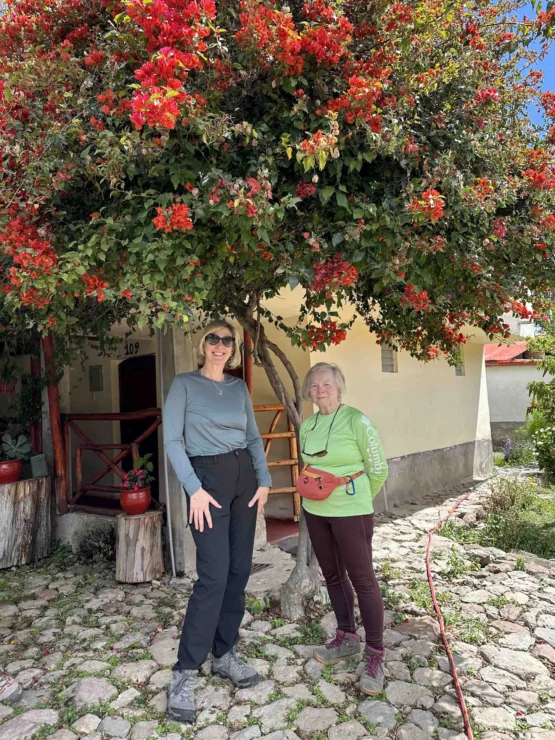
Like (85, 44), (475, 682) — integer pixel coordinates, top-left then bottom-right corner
(299, 404), (388, 517)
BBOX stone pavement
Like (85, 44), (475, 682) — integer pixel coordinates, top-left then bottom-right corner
(1, 468), (554, 740)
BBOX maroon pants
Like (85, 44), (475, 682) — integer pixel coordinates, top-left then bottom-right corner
(305, 510), (384, 650)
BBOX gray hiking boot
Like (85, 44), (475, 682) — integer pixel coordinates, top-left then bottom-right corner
(0, 674), (21, 704)
(167, 668), (197, 723)
(212, 648), (260, 687)
(313, 629), (362, 665)
(360, 645), (385, 695)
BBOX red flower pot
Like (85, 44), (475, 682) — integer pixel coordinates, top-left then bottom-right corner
(120, 486), (151, 516)
(0, 459), (23, 485)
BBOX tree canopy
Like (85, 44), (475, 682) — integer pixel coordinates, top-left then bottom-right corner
(1, 0), (555, 420)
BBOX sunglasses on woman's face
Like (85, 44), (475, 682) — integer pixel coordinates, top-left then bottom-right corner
(206, 333), (235, 348)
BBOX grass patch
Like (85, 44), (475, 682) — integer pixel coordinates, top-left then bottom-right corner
(437, 521), (480, 544)
(443, 609), (487, 645)
(443, 547), (480, 579)
(439, 477), (555, 559)
(298, 620), (327, 645)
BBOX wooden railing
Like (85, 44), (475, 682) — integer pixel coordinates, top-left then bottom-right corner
(254, 404), (301, 521)
(62, 409), (162, 515)
(61, 404), (300, 520)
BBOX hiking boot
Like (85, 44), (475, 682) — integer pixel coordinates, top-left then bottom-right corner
(0, 673), (22, 704)
(167, 668), (197, 723)
(360, 645), (385, 695)
(313, 629), (361, 665)
(212, 648), (260, 688)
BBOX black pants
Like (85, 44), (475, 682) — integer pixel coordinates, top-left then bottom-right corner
(305, 510), (384, 650)
(175, 448), (258, 670)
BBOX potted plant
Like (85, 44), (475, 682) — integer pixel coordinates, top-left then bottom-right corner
(120, 454), (154, 515)
(0, 433), (31, 484)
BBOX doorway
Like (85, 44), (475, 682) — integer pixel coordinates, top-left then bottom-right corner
(118, 354), (159, 500)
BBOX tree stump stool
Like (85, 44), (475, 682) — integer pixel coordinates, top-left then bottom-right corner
(0, 476), (51, 568)
(115, 510), (164, 583)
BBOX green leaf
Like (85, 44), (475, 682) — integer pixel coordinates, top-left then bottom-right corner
(319, 186), (335, 204)
(170, 173), (181, 190)
(336, 192), (349, 209)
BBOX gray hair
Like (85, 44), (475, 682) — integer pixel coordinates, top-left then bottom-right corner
(301, 362), (347, 401)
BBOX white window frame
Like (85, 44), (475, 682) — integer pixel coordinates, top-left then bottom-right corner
(381, 344), (398, 374)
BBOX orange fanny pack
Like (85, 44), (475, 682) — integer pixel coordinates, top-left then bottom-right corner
(296, 465), (364, 501)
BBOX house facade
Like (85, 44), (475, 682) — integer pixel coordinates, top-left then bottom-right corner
(45, 289), (493, 574)
(485, 312), (549, 446)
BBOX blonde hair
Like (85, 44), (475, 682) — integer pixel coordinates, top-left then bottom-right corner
(196, 320), (242, 370)
(301, 362), (347, 401)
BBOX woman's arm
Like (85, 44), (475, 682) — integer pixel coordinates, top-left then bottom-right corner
(163, 376), (202, 496)
(354, 413), (389, 498)
(244, 386), (272, 488)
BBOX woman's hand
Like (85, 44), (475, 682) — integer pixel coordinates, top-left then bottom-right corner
(248, 486), (270, 513)
(189, 487), (222, 532)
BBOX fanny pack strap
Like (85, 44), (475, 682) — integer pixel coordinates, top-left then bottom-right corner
(300, 466), (364, 485)
(337, 470), (364, 486)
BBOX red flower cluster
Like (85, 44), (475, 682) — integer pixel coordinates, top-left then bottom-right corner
(408, 189), (445, 223)
(130, 85), (200, 130)
(126, 0), (216, 54)
(474, 87), (499, 105)
(523, 165), (555, 191)
(97, 89), (132, 117)
(400, 284), (431, 312)
(493, 219), (507, 238)
(301, 16), (353, 66)
(0, 217), (58, 279)
(84, 49), (104, 67)
(302, 320), (347, 350)
(326, 74), (385, 128)
(153, 203), (194, 233)
(82, 272), (109, 301)
(135, 47), (202, 88)
(236, 1), (303, 75)
(296, 181), (317, 198)
(510, 301), (534, 319)
(311, 255), (359, 293)
(19, 288), (51, 308)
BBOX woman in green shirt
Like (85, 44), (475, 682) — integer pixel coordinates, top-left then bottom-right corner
(299, 362), (388, 695)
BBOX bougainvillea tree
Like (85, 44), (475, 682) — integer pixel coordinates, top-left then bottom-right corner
(1, 0), (555, 610)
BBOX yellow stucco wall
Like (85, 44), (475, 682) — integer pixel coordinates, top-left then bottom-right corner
(309, 319), (491, 459)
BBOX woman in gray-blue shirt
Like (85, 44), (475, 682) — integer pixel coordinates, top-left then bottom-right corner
(163, 319), (271, 723)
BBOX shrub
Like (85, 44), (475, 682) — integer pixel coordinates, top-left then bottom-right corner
(480, 478), (555, 558)
(532, 426), (555, 483)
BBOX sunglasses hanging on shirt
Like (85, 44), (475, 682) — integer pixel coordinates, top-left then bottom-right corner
(301, 404), (343, 457)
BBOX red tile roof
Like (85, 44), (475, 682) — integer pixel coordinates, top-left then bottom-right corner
(485, 341), (528, 362)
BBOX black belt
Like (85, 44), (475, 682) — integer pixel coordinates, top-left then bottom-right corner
(190, 448), (247, 464)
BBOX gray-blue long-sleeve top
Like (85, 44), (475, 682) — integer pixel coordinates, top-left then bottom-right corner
(163, 370), (272, 495)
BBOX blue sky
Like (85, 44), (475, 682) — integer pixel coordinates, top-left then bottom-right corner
(520, 3), (555, 125)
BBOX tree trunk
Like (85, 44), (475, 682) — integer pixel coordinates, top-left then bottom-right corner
(280, 511), (320, 619)
(0, 476), (51, 568)
(234, 305), (321, 617)
(116, 511), (164, 583)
